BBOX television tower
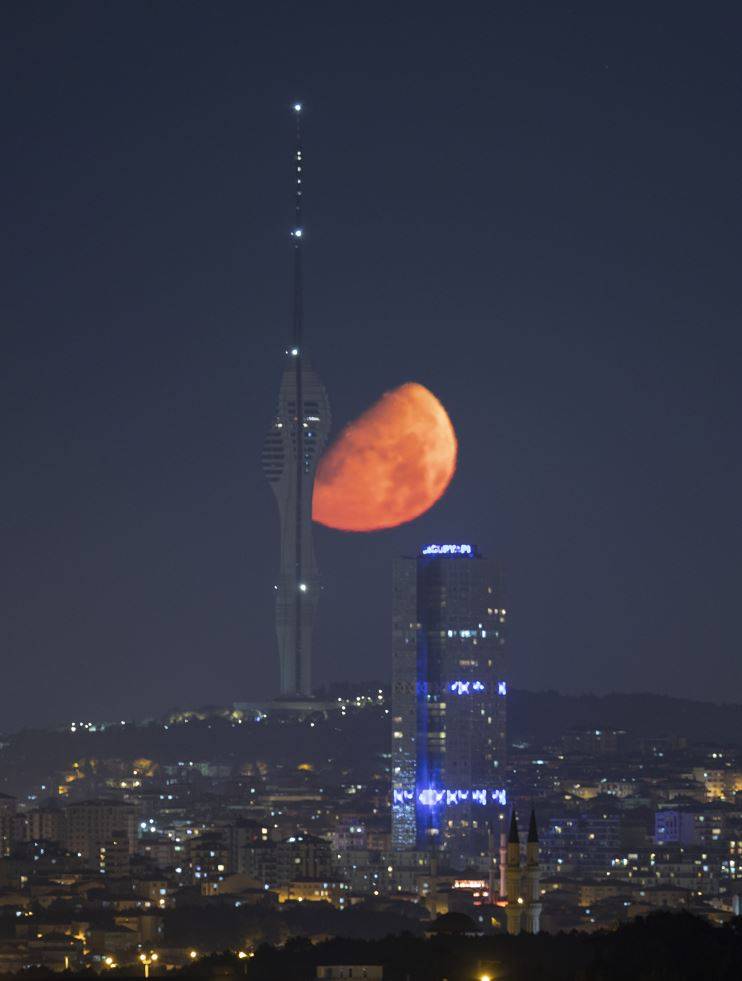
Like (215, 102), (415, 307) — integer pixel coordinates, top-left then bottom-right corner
(261, 104), (331, 697)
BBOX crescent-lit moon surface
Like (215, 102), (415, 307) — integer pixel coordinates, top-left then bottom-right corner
(312, 382), (458, 532)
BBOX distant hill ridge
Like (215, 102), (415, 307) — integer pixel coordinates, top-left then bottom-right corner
(509, 689), (742, 746)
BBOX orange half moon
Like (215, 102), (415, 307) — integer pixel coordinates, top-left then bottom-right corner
(312, 381), (457, 532)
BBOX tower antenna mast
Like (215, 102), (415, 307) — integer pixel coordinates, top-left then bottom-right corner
(292, 103), (303, 348)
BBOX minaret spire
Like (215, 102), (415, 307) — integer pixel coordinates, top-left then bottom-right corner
(528, 807), (538, 844)
(523, 807), (542, 934)
(505, 810), (522, 935)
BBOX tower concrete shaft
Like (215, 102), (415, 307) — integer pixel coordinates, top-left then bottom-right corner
(263, 361), (330, 695)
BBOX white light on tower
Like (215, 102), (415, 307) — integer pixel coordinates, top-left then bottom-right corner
(293, 103), (302, 112)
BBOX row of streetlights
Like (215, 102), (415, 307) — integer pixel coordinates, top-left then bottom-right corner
(101, 948), (252, 977)
(106, 951), (483, 978)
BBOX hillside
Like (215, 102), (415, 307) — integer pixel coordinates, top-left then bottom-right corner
(509, 689), (742, 746)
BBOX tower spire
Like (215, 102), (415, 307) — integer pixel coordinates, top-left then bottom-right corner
(291, 102), (305, 694)
(262, 104), (330, 699)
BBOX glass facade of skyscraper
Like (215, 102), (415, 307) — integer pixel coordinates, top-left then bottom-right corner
(391, 545), (507, 865)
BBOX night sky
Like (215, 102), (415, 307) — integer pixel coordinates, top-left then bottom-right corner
(3, 2), (741, 730)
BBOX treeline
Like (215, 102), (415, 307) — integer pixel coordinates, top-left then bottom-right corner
(2, 913), (740, 979)
(243, 912), (742, 981)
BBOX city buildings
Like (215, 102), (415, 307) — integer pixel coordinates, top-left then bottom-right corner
(262, 104), (331, 697)
(0, 793), (16, 857)
(64, 799), (137, 861)
(0, 688), (740, 972)
(391, 544), (507, 866)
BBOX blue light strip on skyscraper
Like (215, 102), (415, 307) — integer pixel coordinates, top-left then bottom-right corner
(449, 680), (485, 694)
(448, 680), (507, 695)
(393, 788), (507, 807)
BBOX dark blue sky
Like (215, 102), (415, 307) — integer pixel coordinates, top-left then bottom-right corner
(2, 2), (741, 729)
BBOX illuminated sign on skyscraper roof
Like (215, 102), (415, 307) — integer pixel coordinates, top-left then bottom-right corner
(421, 544), (474, 556)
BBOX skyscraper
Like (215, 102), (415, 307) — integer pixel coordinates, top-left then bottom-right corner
(391, 544), (508, 865)
(262, 105), (330, 697)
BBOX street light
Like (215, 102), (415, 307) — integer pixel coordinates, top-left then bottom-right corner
(139, 952), (158, 979)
